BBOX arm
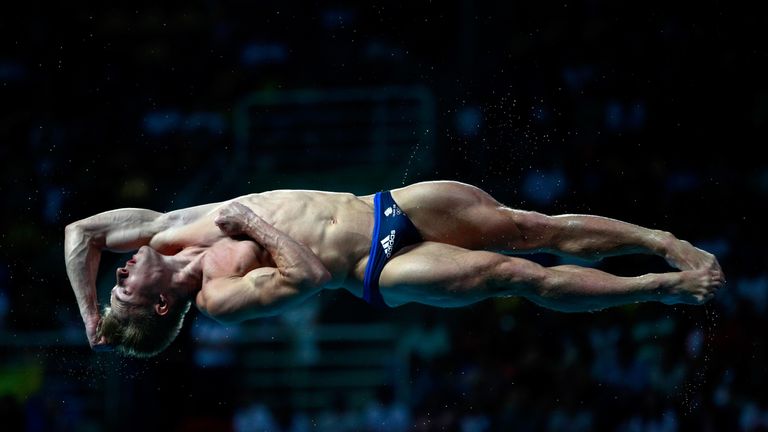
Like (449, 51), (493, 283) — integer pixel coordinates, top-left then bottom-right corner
(64, 208), (164, 349)
(198, 268), (314, 323)
(201, 202), (331, 322)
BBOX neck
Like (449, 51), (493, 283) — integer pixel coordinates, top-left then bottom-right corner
(162, 250), (204, 301)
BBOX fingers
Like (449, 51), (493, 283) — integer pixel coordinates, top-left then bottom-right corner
(215, 201), (260, 235)
(216, 202), (252, 220)
(90, 334), (115, 352)
(213, 214), (229, 227)
(215, 219), (241, 235)
(215, 208), (246, 236)
(215, 208), (236, 225)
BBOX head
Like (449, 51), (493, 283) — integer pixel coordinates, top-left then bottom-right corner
(97, 246), (192, 358)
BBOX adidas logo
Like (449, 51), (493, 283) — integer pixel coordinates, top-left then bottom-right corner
(383, 204), (402, 217)
(380, 230), (396, 257)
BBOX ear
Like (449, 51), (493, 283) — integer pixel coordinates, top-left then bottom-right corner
(155, 294), (170, 316)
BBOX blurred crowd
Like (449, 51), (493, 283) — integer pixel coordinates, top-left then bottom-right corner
(1, 1), (766, 431)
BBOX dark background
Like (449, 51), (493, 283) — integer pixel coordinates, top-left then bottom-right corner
(1, 1), (766, 431)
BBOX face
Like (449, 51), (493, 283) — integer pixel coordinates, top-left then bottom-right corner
(110, 246), (169, 312)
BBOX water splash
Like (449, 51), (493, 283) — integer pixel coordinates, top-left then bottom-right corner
(401, 128), (431, 185)
(41, 347), (151, 389)
(677, 303), (718, 415)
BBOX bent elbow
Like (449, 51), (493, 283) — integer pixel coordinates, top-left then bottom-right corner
(199, 297), (239, 324)
(313, 267), (332, 287)
(65, 222), (83, 237)
(297, 269), (331, 290)
(198, 289), (228, 322)
(282, 267), (331, 289)
(66, 222), (108, 251)
(198, 287), (280, 324)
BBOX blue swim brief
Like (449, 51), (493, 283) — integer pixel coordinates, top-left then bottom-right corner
(362, 191), (422, 308)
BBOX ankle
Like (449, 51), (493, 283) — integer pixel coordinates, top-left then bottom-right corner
(653, 230), (677, 258)
(642, 272), (680, 302)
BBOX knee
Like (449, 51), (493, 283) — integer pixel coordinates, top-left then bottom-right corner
(515, 210), (555, 231)
(507, 210), (557, 248)
(491, 257), (549, 297)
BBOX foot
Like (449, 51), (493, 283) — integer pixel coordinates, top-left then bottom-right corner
(664, 237), (723, 274)
(659, 268), (724, 305)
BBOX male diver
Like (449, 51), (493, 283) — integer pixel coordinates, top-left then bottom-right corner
(64, 181), (724, 357)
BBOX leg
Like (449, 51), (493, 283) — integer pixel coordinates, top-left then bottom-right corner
(378, 242), (722, 311)
(393, 181), (720, 273)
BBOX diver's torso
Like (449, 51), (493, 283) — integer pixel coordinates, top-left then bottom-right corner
(149, 190), (375, 287)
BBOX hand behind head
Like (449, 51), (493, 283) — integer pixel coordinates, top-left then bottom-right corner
(88, 319), (115, 352)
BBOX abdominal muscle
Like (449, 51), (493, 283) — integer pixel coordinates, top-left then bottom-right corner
(243, 190), (376, 287)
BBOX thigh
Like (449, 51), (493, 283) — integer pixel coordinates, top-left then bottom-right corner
(391, 181), (527, 251)
(378, 241), (537, 307)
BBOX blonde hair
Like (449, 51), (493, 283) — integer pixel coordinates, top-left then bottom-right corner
(98, 300), (192, 358)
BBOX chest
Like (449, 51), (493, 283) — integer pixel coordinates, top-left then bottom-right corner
(201, 238), (272, 282)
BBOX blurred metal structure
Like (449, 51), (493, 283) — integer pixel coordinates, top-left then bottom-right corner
(1, 321), (413, 422)
(197, 321), (411, 411)
(231, 86), (436, 191)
